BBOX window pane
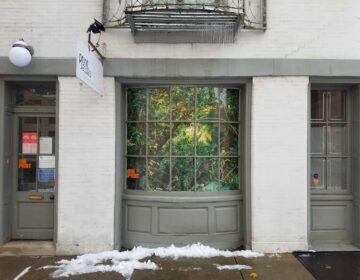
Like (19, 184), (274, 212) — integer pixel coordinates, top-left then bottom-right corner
(127, 123), (146, 155)
(148, 123), (170, 155)
(328, 158), (347, 190)
(15, 83), (56, 106)
(149, 88), (170, 120)
(148, 158), (170, 191)
(18, 156), (37, 191)
(127, 157), (146, 190)
(311, 124), (326, 155)
(220, 158), (239, 190)
(196, 158), (219, 191)
(329, 90), (346, 121)
(311, 158), (326, 190)
(197, 87), (218, 120)
(172, 158), (194, 191)
(220, 88), (239, 121)
(221, 124), (238, 156)
(172, 87), (194, 120)
(328, 124), (347, 155)
(196, 123), (218, 155)
(127, 88), (146, 121)
(172, 123), (194, 155)
(311, 90), (325, 120)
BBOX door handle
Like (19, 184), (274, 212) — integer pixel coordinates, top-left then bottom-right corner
(50, 195), (55, 201)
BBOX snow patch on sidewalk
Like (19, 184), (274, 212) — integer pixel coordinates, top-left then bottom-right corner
(43, 243), (263, 279)
(214, 264), (252, 270)
(13, 266), (32, 280)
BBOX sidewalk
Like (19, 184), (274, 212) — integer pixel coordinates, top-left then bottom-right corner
(0, 253), (315, 280)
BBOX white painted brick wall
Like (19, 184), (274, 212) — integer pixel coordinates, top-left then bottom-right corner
(251, 77), (309, 253)
(57, 77), (115, 255)
(0, 0), (360, 59)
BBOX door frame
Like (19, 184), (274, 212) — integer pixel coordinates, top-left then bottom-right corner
(0, 77), (58, 244)
(11, 112), (56, 239)
(309, 79), (360, 249)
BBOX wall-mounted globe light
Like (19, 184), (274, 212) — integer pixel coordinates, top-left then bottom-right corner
(9, 39), (34, 67)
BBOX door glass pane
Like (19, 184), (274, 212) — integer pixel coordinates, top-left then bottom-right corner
(148, 158), (170, 191)
(220, 158), (239, 190)
(15, 83), (56, 106)
(328, 124), (347, 155)
(311, 124), (326, 155)
(311, 158), (326, 190)
(196, 158), (219, 191)
(19, 117), (37, 153)
(127, 157), (146, 190)
(196, 123), (218, 155)
(220, 88), (239, 121)
(148, 123), (170, 155)
(172, 158), (194, 191)
(148, 88), (170, 120)
(311, 90), (325, 121)
(172, 87), (194, 121)
(18, 156), (37, 191)
(172, 123), (194, 155)
(127, 123), (146, 155)
(329, 90), (346, 121)
(127, 88), (146, 121)
(328, 158), (347, 190)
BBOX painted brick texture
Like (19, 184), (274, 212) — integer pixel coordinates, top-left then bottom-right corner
(251, 77), (309, 253)
(57, 77), (115, 254)
(0, 1), (359, 59)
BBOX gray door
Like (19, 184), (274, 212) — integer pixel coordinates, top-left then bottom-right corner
(12, 115), (56, 239)
(310, 88), (353, 247)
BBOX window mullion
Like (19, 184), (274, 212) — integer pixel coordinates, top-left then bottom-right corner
(146, 88), (149, 190)
(169, 86), (172, 191)
(194, 88), (197, 192)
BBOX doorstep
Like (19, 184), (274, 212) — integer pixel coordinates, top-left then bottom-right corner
(0, 241), (55, 256)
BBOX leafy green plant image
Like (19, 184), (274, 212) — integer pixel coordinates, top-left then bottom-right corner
(220, 124), (238, 156)
(127, 88), (146, 121)
(148, 158), (170, 191)
(149, 88), (170, 120)
(220, 88), (239, 121)
(196, 87), (219, 120)
(196, 158), (219, 191)
(172, 87), (194, 121)
(196, 123), (218, 155)
(148, 123), (170, 155)
(126, 86), (241, 192)
(172, 123), (194, 155)
(220, 158), (239, 190)
(172, 158), (195, 191)
(127, 123), (146, 155)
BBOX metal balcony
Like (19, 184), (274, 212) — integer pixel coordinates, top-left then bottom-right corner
(106, 0), (266, 43)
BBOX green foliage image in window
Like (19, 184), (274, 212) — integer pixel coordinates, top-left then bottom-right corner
(126, 86), (241, 192)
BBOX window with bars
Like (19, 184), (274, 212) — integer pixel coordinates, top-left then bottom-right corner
(126, 86), (242, 192)
(310, 89), (350, 191)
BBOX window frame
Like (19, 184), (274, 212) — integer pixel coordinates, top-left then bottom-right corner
(310, 85), (352, 195)
(124, 84), (245, 194)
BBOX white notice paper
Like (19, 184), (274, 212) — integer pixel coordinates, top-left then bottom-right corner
(39, 155), (56, 169)
(39, 137), (53, 154)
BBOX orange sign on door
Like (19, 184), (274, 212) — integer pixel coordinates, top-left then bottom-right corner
(18, 159), (32, 169)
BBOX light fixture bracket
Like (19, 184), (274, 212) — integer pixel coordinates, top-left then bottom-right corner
(87, 19), (106, 60)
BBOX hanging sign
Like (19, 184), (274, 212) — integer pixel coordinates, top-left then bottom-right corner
(76, 41), (103, 96)
(39, 137), (53, 154)
(22, 132), (38, 154)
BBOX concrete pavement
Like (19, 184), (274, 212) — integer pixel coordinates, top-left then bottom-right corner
(0, 253), (315, 280)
